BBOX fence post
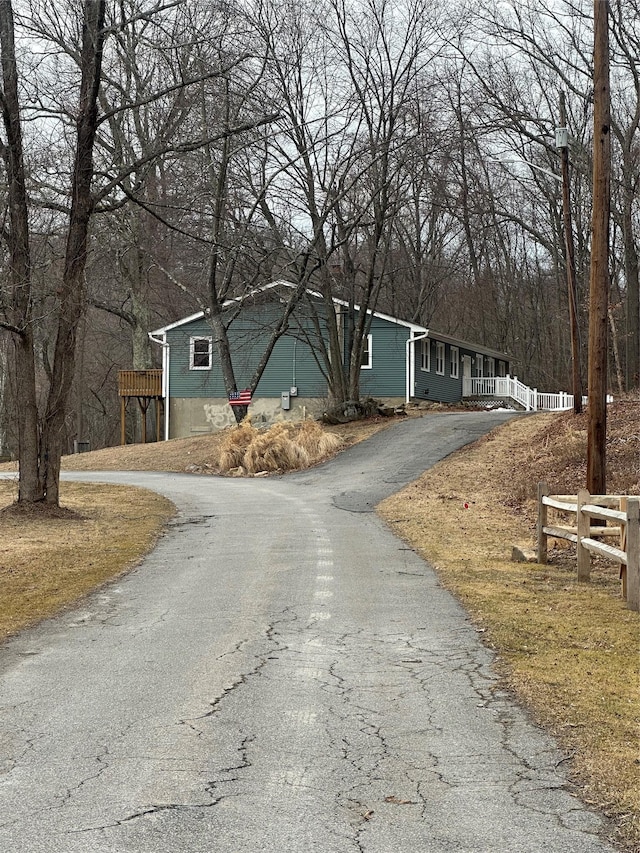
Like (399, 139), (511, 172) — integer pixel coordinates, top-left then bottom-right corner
(537, 481), (549, 564)
(620, 497), (628, 600)
(577, 488), (591, 581)
(626, 498), (639, 612)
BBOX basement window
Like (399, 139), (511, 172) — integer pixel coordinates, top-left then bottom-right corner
(190, 336), (212, 370)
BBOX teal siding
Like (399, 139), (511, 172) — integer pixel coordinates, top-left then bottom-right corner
(163, 294), (509, 404)
(166, 303), (328, 398)
(356, 314), (409, 397)
(413, 339), (468, 403)
(414, 339), (510, 403)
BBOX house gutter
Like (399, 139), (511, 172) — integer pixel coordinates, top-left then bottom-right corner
(148, 332), (170, 441)
(405, 330), (429, 404)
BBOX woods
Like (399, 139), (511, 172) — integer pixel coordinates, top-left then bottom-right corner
(0, 0), (637, 504)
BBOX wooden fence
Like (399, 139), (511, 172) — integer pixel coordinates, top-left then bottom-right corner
(537, 481), (640, 611)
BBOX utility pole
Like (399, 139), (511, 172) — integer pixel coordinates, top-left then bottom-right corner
(587, 0), (610, 494)
(556, 91), (582, 414)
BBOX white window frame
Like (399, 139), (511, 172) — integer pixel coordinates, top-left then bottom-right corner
(436, 341), (445, 375)
(475, 352), (484, 377)
(360, 333), (373, 369)
(190, 336), (212, 370)
(498, 360), (507, 377)
(485, 356), (495, 377)
(450, 346), (459, 379)
(420, 339), (430, 372)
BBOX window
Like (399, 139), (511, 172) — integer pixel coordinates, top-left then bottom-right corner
(498, 360), (506, 377)
(450, 346), (459, 379)
(485, 356), (495, 377)
(360, 334), (372, 369)
(190, 336), (212, 370)
(475, 353), (484, 377)
(421, 339), (430, 371)
(436, 341), (445, 375)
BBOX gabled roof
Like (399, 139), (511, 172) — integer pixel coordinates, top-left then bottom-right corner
(149, 280), (509, 360)
(149, 280), (290, 336)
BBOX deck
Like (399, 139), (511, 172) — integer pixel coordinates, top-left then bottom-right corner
(118, 369), (163, 398)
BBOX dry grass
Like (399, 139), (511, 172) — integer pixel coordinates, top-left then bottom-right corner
(0, 480), (174, 639)
(0, 416), (389, 640)
(0, 416), (392, 476)
(217, 418), (344, 475)
(378, 402), (640, 851)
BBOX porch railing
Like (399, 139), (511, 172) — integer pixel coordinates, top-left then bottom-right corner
(118, 369), (163, 398)
(462, 374), (612, 412)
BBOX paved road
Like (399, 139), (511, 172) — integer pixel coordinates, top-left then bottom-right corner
(0, 413), (617, 852)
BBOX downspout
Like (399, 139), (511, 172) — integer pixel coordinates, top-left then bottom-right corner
(405, 330), (429, 403)
(148, 332), (170, 441)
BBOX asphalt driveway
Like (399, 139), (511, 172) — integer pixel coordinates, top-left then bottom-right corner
(0, 413), (617, 852)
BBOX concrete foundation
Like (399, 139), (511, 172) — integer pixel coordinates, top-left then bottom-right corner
(169, 397), (328, 438)
(168, 396), (406, 437)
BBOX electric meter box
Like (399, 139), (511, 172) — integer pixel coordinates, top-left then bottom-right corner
(281, 391), (291, 410)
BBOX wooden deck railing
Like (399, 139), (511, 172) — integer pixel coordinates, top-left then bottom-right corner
(118, 369), (163, 397)
(537, 481), (640, 611)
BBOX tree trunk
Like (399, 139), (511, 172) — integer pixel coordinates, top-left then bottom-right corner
(559, 91), (583, 414)
(0, 0), (44, 502)
(621, 176), (640, 390)
(40, 0), (106, 503)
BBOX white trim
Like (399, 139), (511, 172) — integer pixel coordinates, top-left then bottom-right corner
(420, 338), (430, 372)
(190, 336), (212, 370)
(150, 310), (205, 336)
(148, 331), (171, 441)
(360, 333), (373, 369)
(436, 341), (445, 375)
(450, 346), (459, 379)
(163, 338), (170, 439)
(406, 330), (429, 403)
(476, 352), (484, 378)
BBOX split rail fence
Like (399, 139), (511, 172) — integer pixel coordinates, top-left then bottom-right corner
(537, 481), (640, 611)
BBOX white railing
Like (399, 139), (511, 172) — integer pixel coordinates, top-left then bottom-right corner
(462, 375), (612, 412)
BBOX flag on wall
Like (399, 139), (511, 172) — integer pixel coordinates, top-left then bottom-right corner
(228, 389), (252, 406)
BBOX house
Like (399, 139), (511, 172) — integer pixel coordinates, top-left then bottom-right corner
(147, 281), (512, 438)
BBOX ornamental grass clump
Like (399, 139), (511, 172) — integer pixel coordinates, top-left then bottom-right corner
(295, 419), (344, 458)
(244, 430), (310, 474)
(218, 419), (258, 471)
(217, 418), (343, 475)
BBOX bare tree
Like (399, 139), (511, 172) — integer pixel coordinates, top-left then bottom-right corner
(0, 0), (107, 504)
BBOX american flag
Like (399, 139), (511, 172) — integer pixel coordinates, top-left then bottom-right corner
(228, 389), (252, 406)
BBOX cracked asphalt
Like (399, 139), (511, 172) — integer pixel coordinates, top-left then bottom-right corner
(0, 413), (618, 852)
